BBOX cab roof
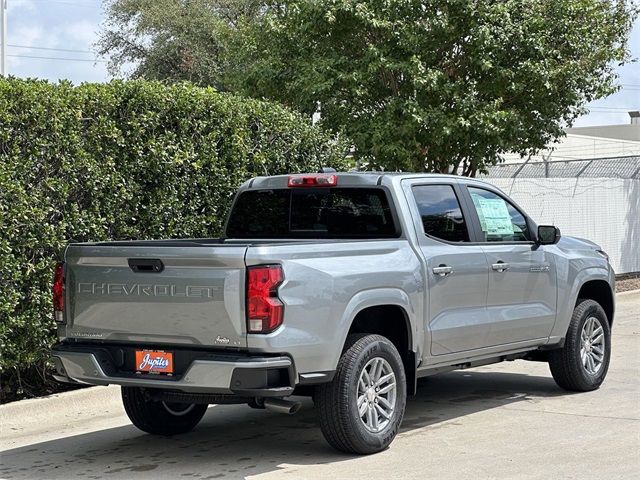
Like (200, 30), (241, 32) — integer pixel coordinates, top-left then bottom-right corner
(243, 172), (491, 190)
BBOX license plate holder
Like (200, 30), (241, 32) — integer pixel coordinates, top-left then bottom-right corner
(135, 349), (174, 375)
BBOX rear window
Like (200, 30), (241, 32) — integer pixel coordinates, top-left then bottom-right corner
(226, 188), (398, 239)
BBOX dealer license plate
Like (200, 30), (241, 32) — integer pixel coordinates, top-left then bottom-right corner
(135, 349), (173, 375)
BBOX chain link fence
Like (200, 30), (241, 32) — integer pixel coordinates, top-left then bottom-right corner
(482, 155), (640, 179)
(481, 156), (640, 274)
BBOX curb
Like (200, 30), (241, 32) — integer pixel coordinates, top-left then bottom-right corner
(0, 385), (119, 423)
(616, 289), (640, 296)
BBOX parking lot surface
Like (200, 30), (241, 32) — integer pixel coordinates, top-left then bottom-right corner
(1, 292), (639, 480)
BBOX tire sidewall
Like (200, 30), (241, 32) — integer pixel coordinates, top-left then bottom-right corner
(121, 387), (207, 435)
(345, 337), (407, 452)
(571, 302), (611, 388)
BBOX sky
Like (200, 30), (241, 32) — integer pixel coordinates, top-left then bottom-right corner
(4, 0), (640, 127)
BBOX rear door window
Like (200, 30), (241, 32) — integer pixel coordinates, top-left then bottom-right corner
(411, 185), (470, 242)
(226, 188), (398, 238)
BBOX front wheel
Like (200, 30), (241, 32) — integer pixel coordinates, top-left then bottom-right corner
(121, 387), (208, 435)
(316, 334), (407, 454)
(549, 299), (611, 392)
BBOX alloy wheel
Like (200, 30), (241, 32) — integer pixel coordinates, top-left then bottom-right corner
(580, 316), (605, 375)
(357, 357), (397, 433)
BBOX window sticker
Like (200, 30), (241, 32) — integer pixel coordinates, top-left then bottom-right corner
(471, 194), (514, 236)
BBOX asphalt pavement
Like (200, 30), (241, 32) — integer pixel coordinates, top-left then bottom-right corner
(1, 292), (639, 480)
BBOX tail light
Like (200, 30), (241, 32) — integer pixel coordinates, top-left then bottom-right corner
(53, 262), (65, 324)
(247, 265), (284, 333)
(288, 174), (337, 187)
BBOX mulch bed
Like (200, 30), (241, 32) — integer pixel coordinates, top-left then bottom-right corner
(616, 275), (640, 293)
(1, 368), (87, 404)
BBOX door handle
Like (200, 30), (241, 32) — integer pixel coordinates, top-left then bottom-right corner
(492, 262), (510, 272)
(433, 265), (453, 277)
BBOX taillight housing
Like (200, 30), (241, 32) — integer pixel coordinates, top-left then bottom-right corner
(246, 265), (284, 333)
(288, 174), (338, 187)
(53, 262), (65, 324)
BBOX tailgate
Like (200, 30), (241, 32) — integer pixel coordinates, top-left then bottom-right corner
(64, 243), (248, 348)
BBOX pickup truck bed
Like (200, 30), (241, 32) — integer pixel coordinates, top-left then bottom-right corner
(62, 236), (376, 347)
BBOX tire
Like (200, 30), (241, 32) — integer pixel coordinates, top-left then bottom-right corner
(121, 387), (208, 435)
(549, 299), (611, 392)
(316, 334), (407, 454)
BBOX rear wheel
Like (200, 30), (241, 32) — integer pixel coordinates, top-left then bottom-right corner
(122, 387), (208, 435)
(549, 299), (611, 392)
(316, 334), (407, 454)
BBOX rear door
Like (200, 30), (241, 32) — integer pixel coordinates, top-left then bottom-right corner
(64, 243), (248, 348)
(403, 180), (491, 357)
(461, 185), (557, 345)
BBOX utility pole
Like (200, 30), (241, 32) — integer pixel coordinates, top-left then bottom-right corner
(1, 0), (6, 76)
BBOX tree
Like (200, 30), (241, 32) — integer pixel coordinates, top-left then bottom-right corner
(226, 0), (636, 174)
(98, 0), (263, 88)
(100, 0), (636, 175)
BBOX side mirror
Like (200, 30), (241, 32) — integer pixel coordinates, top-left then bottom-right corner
(537, 225), (561, 245)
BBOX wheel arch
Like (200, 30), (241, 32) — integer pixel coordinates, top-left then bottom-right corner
(576, 279), (615, 326)
(337, 289), (418, 394)
(348, 304), (412, 357)
(550, 266), (614, 340)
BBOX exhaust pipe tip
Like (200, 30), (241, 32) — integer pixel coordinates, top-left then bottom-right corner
(287, 401), (302, 415)
(263, 398), (302, 415)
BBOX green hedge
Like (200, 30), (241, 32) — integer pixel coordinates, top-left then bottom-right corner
(0, 78), (348, 400)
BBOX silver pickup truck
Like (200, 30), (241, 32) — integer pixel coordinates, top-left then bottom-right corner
(52, 172), (615, 454)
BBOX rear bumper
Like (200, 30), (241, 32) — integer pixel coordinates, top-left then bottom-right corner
(51, 343), (295, 397)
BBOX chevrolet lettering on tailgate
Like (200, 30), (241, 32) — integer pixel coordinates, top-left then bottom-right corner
(77, 283), (219, 298)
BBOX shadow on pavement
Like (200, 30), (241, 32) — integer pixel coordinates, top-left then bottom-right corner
(0, 369), (568, 479)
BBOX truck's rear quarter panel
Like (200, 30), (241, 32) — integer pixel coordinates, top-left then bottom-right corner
(245, 240), (423, 375)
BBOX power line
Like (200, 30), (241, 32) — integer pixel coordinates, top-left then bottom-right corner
(588, 107), (636, 112)
(615, 84), (640, 91)
(28, 0), (101, 7)
(583, 111), (635, 115)
(7, 54), (106, 63)
(8, 44), (95, 54)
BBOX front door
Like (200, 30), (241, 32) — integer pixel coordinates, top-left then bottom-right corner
(464, 186), (557, 345)
(404, 181), (492, 356)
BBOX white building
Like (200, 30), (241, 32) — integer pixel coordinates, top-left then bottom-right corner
(500, 111), (640, 164)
